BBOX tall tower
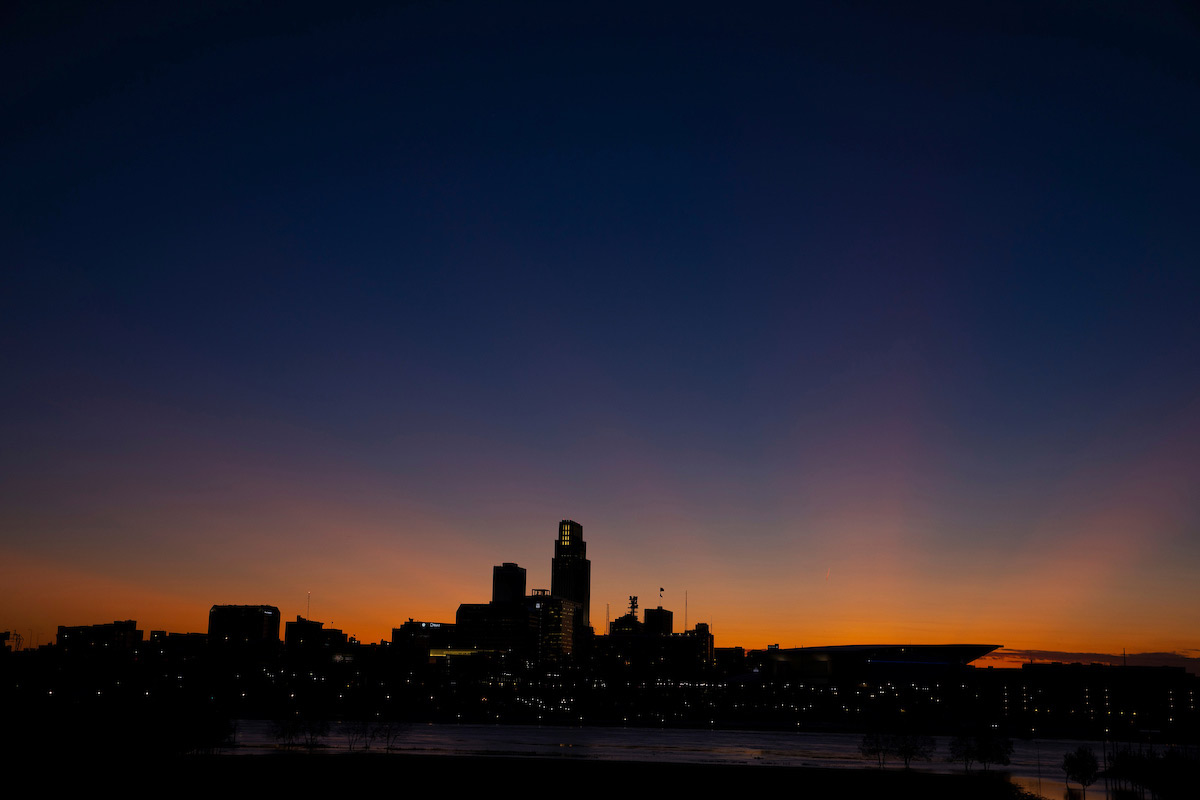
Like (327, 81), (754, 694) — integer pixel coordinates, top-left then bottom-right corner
(551, 519), (590, 632)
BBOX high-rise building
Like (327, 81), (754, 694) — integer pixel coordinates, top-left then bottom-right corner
(492, 562), (526, 604)
(644, 605), (673, 636)
(526, 589), (578, 660)
(551, 519), (590, 635)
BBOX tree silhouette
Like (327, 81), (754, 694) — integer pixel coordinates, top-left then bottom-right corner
(948, 734), (976, 772)
(975, 731), (1013, 772)
(374, 721), (404, 751)
(301, 719), (329, 751)
(342, 720), (369, 751)
(1062, 746), (1099, 798)
(949, 729), (1012, 773)
(891, 733), (936, 769)
(860, 732), (888, 769)
(272, 718), (300, 750)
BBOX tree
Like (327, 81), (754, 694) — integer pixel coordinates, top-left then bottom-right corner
(975, 731), (1013, 772)
(860, 732), (888, 769)
(301, 719), (329, 751)
(342, 720), (369, 751)
(949, 734), (976, 772)
(1062, 746), (1099, 798)
(374, 721), (404, 751)
(949, 729), (1013, 773)
(272, 718), (300, 750)
(891, 733), (936, 769)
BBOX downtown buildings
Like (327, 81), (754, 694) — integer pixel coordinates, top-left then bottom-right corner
(4, 519), (1197, 745)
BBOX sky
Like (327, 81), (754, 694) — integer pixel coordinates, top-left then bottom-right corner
(3, 0), (1199, 664)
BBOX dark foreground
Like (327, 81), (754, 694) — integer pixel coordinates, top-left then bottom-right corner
(62, 752), (1043, 798)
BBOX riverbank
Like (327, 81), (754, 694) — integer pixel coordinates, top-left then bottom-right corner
(109, 752), (1043, 798)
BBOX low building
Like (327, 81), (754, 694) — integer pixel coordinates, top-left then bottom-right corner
(56, 620), (143, 654)
(208, 604), (281, 651)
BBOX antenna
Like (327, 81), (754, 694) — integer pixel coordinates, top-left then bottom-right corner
(307, 591), (311, 618)
(685, 590), (688, 630)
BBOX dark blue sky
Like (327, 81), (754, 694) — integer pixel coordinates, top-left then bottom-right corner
(3, 0), (1199, 650)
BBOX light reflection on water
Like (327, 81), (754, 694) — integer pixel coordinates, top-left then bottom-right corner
(233, 721), (1120, 798)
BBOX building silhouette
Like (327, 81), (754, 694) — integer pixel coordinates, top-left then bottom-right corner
(492, 562), (526, 604)
(12, 516), (1200, 744)
(56, 619), (142, 653)
(208, 604), (280, 650)
(456, 561), (578, 660)
(550, 519), (590, 641)
(391, 619), (457, 661)
(456, 600), (530, 653)
(284, 615), (347, 654)
(527, 589), (578, 660)
(644, 606), (673, 636)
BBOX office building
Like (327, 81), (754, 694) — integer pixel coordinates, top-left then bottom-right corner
(527, 589), (578, 660)
(284, 615), (347, 653)
(208, 604), (280, 649)
(492, 562), (526, 604)
(550, 519), (590, 636)
(56, 620), (143, 654)
(644, 606), (673, 636)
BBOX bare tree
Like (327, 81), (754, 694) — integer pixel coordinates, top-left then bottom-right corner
(949, 734), (976, 772)
(1063, 746), (1099, 799)
(860, 732), (888, 769)
(975, 731), (1013, 772)
(272, 718), (301, 750)
(375, 721), (405, 751)
(301, 720), (329, 751)
(891, 733), (936, 769)
(342, 720), (370, 751)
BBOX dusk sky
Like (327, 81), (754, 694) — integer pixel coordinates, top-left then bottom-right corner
(3, 1), (1199, 664)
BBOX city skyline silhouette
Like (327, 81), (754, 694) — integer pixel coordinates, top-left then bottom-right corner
(3, 1), (1199, 673)
(6, 514), (1199, 800)
(7, 516), (1197, 677)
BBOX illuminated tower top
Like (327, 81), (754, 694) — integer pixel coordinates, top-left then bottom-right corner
(556, 519), (585, 557)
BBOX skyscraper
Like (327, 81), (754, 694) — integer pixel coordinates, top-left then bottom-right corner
(492, 562), (526, 604)
(551, 519), (590, 634)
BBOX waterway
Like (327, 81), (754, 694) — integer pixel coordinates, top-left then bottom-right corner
(227, 721), (1122, 798)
